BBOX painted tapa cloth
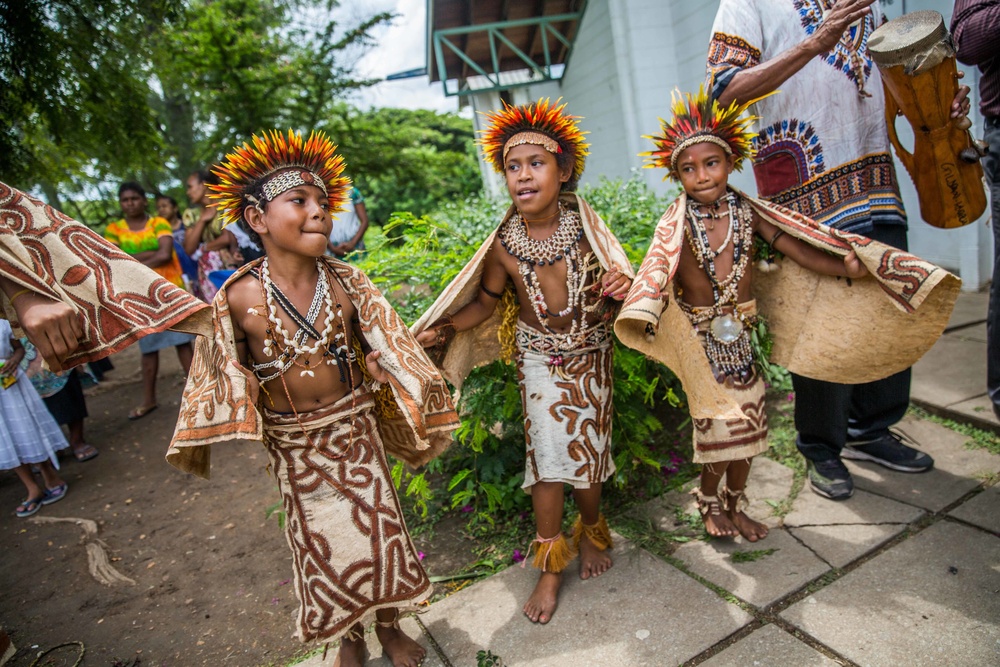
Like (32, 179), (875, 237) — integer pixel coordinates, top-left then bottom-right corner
(0, 182), (211, 366)
(262, 390), (430, 642)
(167, 256), (459, 478)
(410, 193), (635, 391)
(685, 301), (769, 464)
(615, 188), (960, 423)
(517, 323), (616, 490)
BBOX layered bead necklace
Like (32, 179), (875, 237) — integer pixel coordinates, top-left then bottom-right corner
(683, 192), (756, 380)
(250, 258), (353, 383)
(498, 202), (592, 349)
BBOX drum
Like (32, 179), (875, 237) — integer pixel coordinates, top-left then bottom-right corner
(868, 10), (987, 229)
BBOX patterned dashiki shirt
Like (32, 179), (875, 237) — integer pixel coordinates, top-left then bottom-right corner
(708, 0), (907, 234)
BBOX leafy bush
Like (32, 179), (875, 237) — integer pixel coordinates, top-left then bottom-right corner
(357, 176), (685, 530)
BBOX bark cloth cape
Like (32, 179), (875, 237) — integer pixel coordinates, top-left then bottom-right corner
(166, 256), (459, 478)
(0, 182), (211, 362)
(410, 192), (635, 389)
(614, 188), (961, 423)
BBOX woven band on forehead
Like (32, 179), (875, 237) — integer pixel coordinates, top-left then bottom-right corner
(503, 132), (561, 160)
(670, 135), (733, 171)
(261, 169), (328, 202)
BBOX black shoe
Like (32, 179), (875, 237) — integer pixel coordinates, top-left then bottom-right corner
(843, 431), (934, 472)
(808, 458), (854, 500)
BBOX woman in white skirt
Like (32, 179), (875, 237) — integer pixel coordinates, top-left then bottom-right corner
(0, 319), (69, 517)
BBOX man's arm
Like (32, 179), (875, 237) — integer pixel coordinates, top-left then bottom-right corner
(951, 0), (1000, 66)
(717, 0), (877, 106)
(0, 275), (82, 371)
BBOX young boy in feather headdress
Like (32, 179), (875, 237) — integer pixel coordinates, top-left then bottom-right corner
(412, 99), (634, 624)
(615, 90), (958, 541)
(166, 130), (459, 667)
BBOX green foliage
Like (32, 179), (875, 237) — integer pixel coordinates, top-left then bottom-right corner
(359, 177), (688, 531)
(477, 650), (505, 667)
(908, 406), (1000, 455)
(327, 106), (483, 225)
(265, 499), (286, 530)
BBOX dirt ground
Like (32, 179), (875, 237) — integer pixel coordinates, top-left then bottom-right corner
(0, 344), (477, 667)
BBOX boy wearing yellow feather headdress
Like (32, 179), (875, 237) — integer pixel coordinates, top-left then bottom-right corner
(165, 130), (459, 666)
(412, 99), (634, 625)
(615, 90), (958, 541)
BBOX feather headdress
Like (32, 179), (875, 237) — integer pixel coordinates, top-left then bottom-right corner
(642, 87), (759, 178)
(478, 98), (589, 182)
(210, 129), (350, 226)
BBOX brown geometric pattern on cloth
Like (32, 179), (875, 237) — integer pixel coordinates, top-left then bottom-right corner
(517, 340), (616, 490)
(167, 256), (458, 479)
(708, 31), (762, 72)
(614, 187), (960, 423)
(262, 392), (429, 643)
(0, 182), (211, 366)
(691, 371), (768, 464)
(411, 193), (634, 392)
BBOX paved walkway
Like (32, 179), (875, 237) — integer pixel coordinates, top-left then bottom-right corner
(301, 292), (999, 667)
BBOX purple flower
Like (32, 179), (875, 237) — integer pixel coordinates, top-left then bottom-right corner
(418, 551), (426, 561)
(461, 505), (474, 513)
(512, 549), (525, 563)
(786, 393), (795, 402)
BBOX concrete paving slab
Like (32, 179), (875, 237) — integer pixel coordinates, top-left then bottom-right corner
(781, 521), (1000, 667)
(945, 290), (987, 330)
(294, 616), (445, 667)
(787, 524), (909, 570)
(848, 416), (1000, 511)
(673, 528), (829, 609)
(631, 490), (690, 532)
(912, 335), (987, 406)
(699, 623), (839, 667)
(946, 394), (1000, 429)
(949, 484), (1000, 534)
(419, 538), (753, 666)
(953, 322), (987, 343)
(784, 486), (925, 527)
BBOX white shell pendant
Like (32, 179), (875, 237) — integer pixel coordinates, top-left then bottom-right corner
(710, 313), (743, 344)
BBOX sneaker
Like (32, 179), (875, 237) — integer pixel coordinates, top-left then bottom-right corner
(808, 458), (855, 500)
(843, 431), (934, 472)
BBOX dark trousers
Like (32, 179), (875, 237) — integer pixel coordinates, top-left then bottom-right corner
(984, 117), (1000, 417)
(794, 224), (911, 463)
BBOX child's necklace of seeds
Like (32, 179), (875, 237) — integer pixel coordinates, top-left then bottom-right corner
(499, 202), (583, 266)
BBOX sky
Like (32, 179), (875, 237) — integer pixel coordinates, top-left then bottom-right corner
(342, 0), (461, 114)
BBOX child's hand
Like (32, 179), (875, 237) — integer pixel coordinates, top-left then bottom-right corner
(365, 350), (390, 384)
(416, 330), (439, 348)
(843, 251), (868, 279)
(13, 292), (83, 372)
(601, 267), (631, 301)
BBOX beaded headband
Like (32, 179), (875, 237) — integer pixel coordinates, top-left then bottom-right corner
(479, 98), (588, 181)
(642, 86), (759, 178)
(210, 129), (350, 226)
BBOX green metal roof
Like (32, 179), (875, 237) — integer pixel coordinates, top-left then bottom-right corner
(427, 0), (586, 96)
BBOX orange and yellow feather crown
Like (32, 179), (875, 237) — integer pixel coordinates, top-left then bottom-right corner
(210, 129), (350, 226)
(642, 87), (759, 178)
(478, 98), (589, 182)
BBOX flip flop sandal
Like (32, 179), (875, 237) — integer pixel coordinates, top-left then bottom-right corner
(73, 444), (99, 462)
(128, 404), (158, 420)
(41, 483), (68, 506)
(15, 496), (44, 518)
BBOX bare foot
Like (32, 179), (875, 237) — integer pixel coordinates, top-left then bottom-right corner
(728, 508), (769, 542)
(523, 570), (561, 624)
(333, 635), (367, 667)
(579, 535), (612, 580)
(375, 624), (426, 667)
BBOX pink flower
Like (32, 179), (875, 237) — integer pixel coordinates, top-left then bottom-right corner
(512, 549), (525, 563)
(418, 551), (426, 561)
(461, 505), (474, 513)
(786, 393), (795, 402)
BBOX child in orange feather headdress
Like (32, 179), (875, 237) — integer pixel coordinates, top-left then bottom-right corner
(166, 129), (459, 666)
(616, 88), (878, 541)
(412, 99), (634, 625)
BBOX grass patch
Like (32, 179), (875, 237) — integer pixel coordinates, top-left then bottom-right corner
(909, 406), (1000, 455)
(731, 548), (779, 563)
